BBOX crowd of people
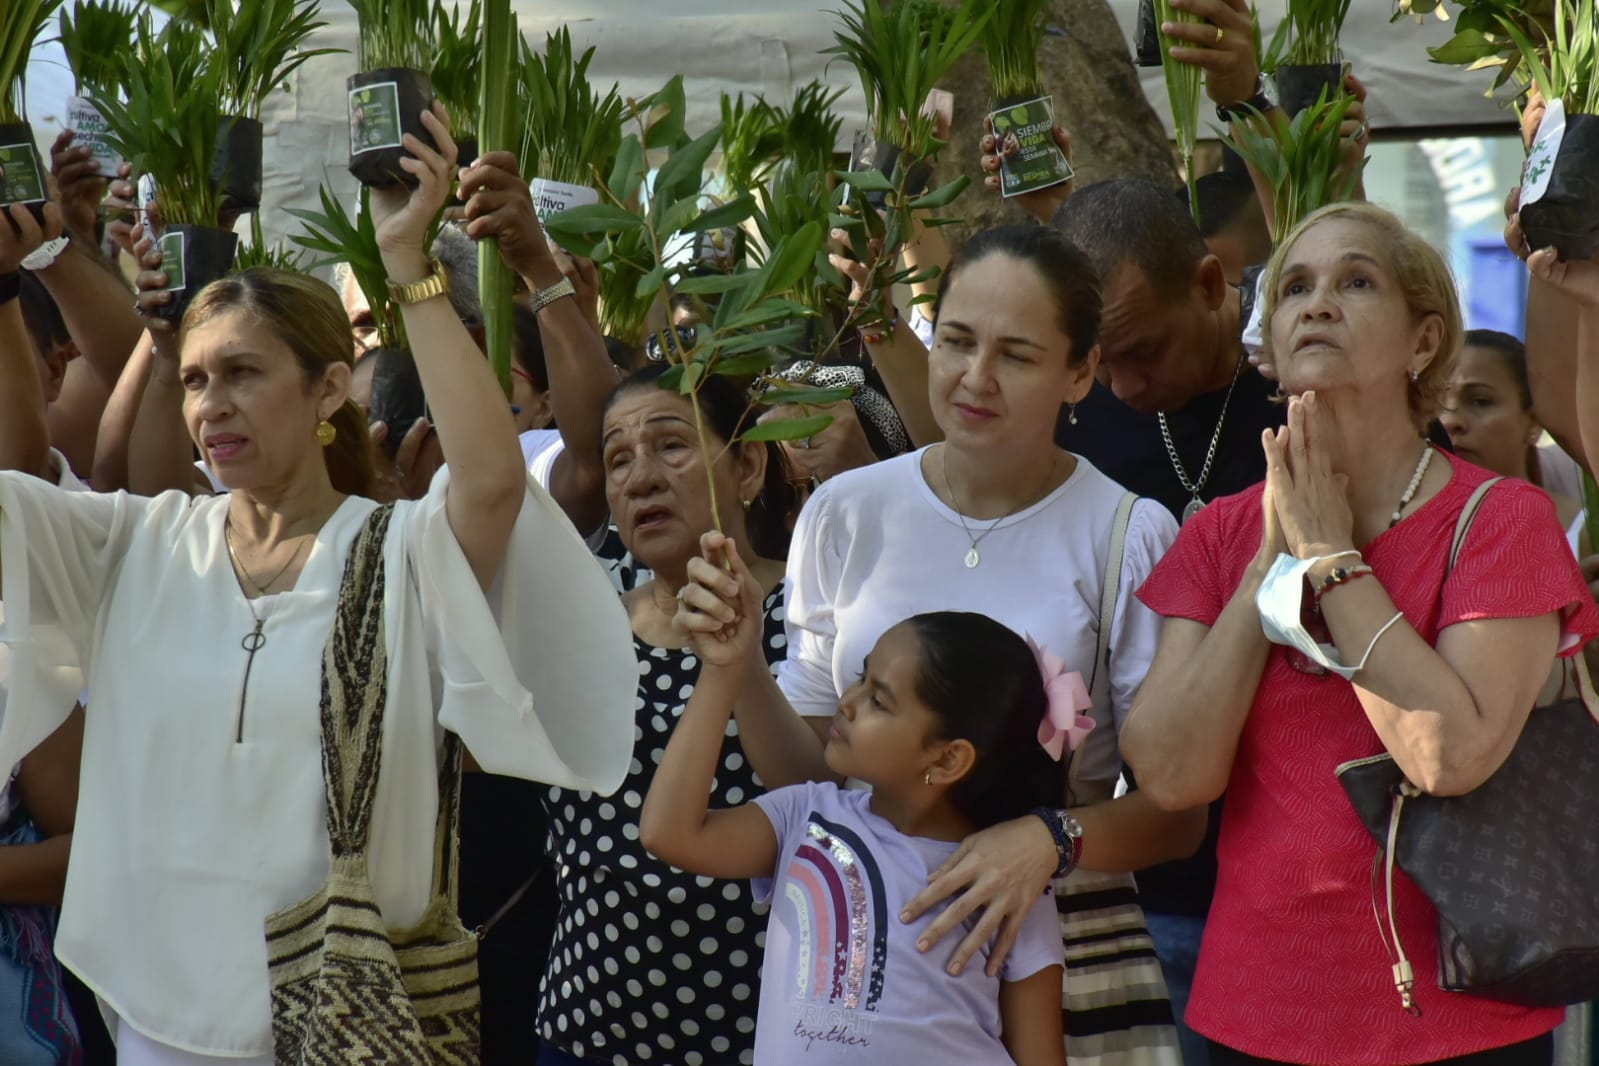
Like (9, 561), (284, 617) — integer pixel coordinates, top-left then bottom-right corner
(1, 1), (1598, 1065)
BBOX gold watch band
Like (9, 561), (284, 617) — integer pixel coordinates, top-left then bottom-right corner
(387, 256), (451, 306)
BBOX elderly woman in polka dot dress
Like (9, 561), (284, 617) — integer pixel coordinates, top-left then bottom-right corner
(535, 364), (832, 1066)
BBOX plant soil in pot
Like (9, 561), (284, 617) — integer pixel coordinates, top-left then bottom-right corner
(366, 347), (428, 456)
(1274, 63), (1346, 117)
(155, 224), (240, 325)
(1519, 102), (1599, 263)
(847, 131), (933, 210)
(347, 67), (437, 189)
(0, 123), (49, 228)
(213, 116), (264, 215)
(988, 94), (1074, 199)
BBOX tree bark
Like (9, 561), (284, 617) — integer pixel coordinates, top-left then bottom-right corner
(931, 0), (1177, 247)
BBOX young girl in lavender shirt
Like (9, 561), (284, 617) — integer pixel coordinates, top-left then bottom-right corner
(642, 532), (1088, 1066)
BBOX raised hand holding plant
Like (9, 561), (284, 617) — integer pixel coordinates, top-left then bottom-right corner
(1222, 89), (1363, 240)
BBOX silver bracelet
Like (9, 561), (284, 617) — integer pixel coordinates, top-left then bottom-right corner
(1349, 611), (1406, 677)
(529, 275), (575, 314)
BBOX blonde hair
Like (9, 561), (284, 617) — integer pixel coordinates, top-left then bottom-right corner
(180, 269), (375, 497)
(1261, 202), (1463, 427)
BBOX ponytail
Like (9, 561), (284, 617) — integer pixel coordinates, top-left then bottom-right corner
(325, 398), (376, 498)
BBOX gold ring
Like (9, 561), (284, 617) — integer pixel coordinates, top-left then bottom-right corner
(1214, 25), (1225, 44)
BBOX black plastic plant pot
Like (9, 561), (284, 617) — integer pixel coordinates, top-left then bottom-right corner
(213, 115), (264, 215)
(455, 135), (478, 167)
(154, 224), (240, 325)
(1274, 63), (1346, 117)
(864, 141), (933, 209)
(366, 347), (427, 457)
(0, 122), (49, 231)
(1134, 0), (1163, 67)
(1520, 113), (1599, 262)
(347, 67), (437, 189)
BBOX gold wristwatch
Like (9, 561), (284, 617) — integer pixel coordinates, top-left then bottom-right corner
(386, 257), (451, 306)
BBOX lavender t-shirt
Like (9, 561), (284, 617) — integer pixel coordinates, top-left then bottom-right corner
(751, 782), (1064, 1064)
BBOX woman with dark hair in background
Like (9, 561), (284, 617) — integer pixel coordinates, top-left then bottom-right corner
(1440, 329), (1584, 554)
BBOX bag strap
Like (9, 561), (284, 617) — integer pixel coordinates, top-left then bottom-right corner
(317, 504), (395, 857)
(1073, 492), (1135, 800)
(1447, 477), (1503, 573)
(430, 732), (465, 907)
(1089, 492), (1137, 700)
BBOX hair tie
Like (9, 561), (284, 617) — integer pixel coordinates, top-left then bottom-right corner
(1026, 635), (1095, 761)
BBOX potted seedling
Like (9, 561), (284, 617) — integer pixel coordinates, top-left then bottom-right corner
(95, 15), (238, 323)
(59, 0), (137, 179)
(1266, 0), (1355, 116)
(1155, 0), (1204, 223)
(518, 26), (626, 224)
(825, 0), (991, 205)
(1503, 0), (1599, 259)
(291, 182), (423, 450)
(430, 0), (481, 166)
(1222, 89), (1364, 240)
(981, 0), (1073, 199)
(0, 0), (66, 225)
(346, 0), (436, 188)
(207, 0), (335, 214)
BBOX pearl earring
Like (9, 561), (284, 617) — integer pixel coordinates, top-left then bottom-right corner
(1408, 369), (1419, 383)
(1067, 402), (1079, 426)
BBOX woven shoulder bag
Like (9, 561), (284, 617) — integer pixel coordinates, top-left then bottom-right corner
(264, 504), (481, 1064)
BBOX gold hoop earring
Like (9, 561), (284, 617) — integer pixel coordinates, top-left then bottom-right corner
(315, 419), (337, 447)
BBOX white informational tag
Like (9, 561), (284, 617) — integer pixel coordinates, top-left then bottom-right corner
(157, 230), (186, 293)
(66, 95), (124, 178)
(1241, 268), (1268, 363)
(1521, 96), (1566, 209)
(530, 178), (598, 225)
(137, 173), (162, 239)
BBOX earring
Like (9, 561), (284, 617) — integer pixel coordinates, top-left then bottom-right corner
(742, 497), (753, 511)
(315, 419), (337, 447)
(1408, 369), (1420, 383)
(923, 769), (932, 786)
(1067, 402), (1079, 426)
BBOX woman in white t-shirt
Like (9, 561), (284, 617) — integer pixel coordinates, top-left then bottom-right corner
(0, 110), (635, 1065)
(778, 225), (1204, 1065)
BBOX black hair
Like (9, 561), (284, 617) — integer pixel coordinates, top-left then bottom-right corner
(18, 273), (68, 360)
(510, 304), (550, 392)
(1053, 177), (1210, 300)
(932, 224), (1102, 367)
(604, 335), (646, 374)
(1184, 171), (1264, 240)
(602, 363), (797, 561)
(1463, 329), (1531, 410)
(904, 612), (1066, 829)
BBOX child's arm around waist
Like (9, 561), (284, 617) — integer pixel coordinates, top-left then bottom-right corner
(640, 533), (781, 881)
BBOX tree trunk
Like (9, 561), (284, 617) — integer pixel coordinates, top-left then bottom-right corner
(930, 0), (1176, 247)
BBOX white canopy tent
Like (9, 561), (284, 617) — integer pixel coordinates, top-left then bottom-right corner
(23, 0), (1520, 246)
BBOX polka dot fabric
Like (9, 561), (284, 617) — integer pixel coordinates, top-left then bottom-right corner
(538, 536), (786, 1066)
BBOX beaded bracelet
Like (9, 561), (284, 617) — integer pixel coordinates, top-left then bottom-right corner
(1314, 563), (1374, 602)
(1030, 806), (1082, 879)
(859, 311), (900, 346)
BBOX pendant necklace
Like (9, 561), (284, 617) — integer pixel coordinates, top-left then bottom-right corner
(1388, 444), (1434, 529)
(940, 446), (1061, 569)
(1160, 347), (1247, 524)
(223, 517), (311, 742)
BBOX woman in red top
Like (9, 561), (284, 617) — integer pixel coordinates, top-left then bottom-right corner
(1120, 202), (1599, 1066)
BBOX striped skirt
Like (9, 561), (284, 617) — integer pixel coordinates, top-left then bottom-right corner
(1057, 868), (1183, 1065)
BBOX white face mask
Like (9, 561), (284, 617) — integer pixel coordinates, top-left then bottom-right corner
(1255, 553), (1362, 681)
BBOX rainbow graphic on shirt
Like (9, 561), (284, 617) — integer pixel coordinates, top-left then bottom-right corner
(779, 812), (888, 1019)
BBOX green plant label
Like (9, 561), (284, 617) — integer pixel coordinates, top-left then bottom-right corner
(987, 96), (1073, 199)
(531, 178), (599, 225)
(348, 82), (403, 155)
(1521, 97), (1565, 210)
(158, 231), (186, 293)
(66, 97), (124, 179)
(0, 144), (46, 206)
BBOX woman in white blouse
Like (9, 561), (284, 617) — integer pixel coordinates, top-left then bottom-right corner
(777, 225), (1205, 1064)
(0, 107), (635, 1065)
